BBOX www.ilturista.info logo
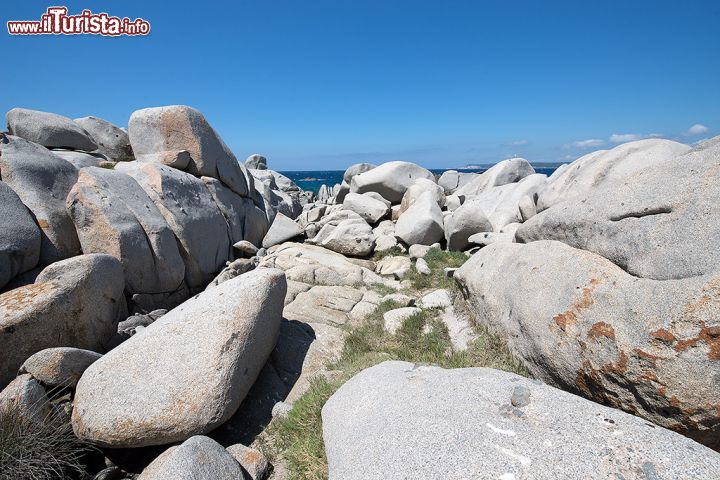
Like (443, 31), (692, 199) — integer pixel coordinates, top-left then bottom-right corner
(7, 7), (150, 36)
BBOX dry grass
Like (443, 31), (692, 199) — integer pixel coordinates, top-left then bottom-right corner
(0, 397), (87, 480)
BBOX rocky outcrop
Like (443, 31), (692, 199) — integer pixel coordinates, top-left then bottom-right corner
(0, 254), (125, 388)
(74, 116), (134, 161)
(67, 166), (186, 298)
(309, 213), (375, 257)
(6, 108), (97, 151)
(535, 139), (690, 212)
(262, 212), (304, 248)
(245, 154), (267, 170)
(518, 138), (719, 281)
(350, 161), (435, 203)
(260, 243), (383, 287)
(72, 268), (286, 447)
(116, 162), (231, 290)
(444, 200), (493, 251)
(0, 135), (81, 264)
(456, 240), (720, 448)
(342, 192), (389, 223)
(128, 105), (248, 196)
(395, 191), (444, 245)
(455, 158), (535, 197)
(323, 361), (720, 479)
(0, 181), (41, 290)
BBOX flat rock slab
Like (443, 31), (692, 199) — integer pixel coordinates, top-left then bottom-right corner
(322, 361), (720, 480)
(284, 285), (378, 327)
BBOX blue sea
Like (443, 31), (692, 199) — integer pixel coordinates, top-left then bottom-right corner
(281, 165), (562, 195)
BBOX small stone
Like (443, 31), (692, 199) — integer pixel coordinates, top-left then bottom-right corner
(383, 307), (422, 334)
(233, 240), (259, 258)
(226, 443), (270, 480)
(272, 401), (293, 419)
(415, 258), (431, 275)
(444, 267), (457, 278)
(511, 385), (531, 408)
(381, 294), (415, 307)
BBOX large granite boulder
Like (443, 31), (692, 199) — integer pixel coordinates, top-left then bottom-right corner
(128, 106), (248, 196)
(323, 361), (720, 479)
(72, 268), (286, 447)
(310, 218), (375, 257)
(51, 149), (107, 169)
(138, 436), (245, 480)
(6, 108), (97, 151)
(444, 200), (493, 251)
(343, 163), (376, 183)
(262, 212), (304, 248)
(437, 169), (477, 194)
(455, 240), (720, 448)
(245, 154), (267, 170)
(398, 178), (445, 216)
(0, 135), (81, 264)
(518, 136), (719, 280)
(0, 254), (125, 388)
(201, 176), (251, 246)
(0, 181), (41, 290)
(74, 116), (134, 161)
(342, 192), (390, 223)
(464, 173), (547, 231)
(455, 158), (535, 197)
(536, 139), (690, 212)
(116, 162), (230, 289)
(395, 191), (444, 246)
(350, 161), (435, 203)
(67, 167), (186, 296)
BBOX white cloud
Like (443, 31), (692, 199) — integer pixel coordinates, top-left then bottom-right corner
(683, 124), (709, 136)
(570, 139), (606, 148)
(609, 133), (663, 143)
(511, 139), (529, 146)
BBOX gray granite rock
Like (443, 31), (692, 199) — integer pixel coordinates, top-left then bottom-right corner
(0, 135), (81, 264)
(262, 212), (304, 248)
(245, 154), (267, 170)
(7, 108), (97, 151)
(0, 181), (40, 289)
(74, 116), (133, 161)
(0, 374), (50, 421)
(19, 347), (101, 389)
(444, 200), (492, 251)
(395, 191), (444, 246)
(128, 105), (248, 196)
(518, 137), (717, 281)
(455, 158), (535, 197)
(323, 361), (720, 479)
(456, 240), (720, 449)
(67, 166), (186, 297)
(0, 254), (125, 388)
(350, 161), (435, 203)
(342, 192), (389, 224)
(72, 268), (286, 447)
(116, 162), (231, 289)
(137, 436), (245, 480)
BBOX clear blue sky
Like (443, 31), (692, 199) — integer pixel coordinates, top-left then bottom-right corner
(2, 1), (719, 170)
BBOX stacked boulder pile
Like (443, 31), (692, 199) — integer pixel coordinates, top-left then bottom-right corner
(1, 103), (720, 479)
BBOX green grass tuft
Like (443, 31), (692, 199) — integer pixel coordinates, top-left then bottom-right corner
(264, 293), (528, 479)
(404, 248), (469, 291)
(372, 245), (405, 261)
